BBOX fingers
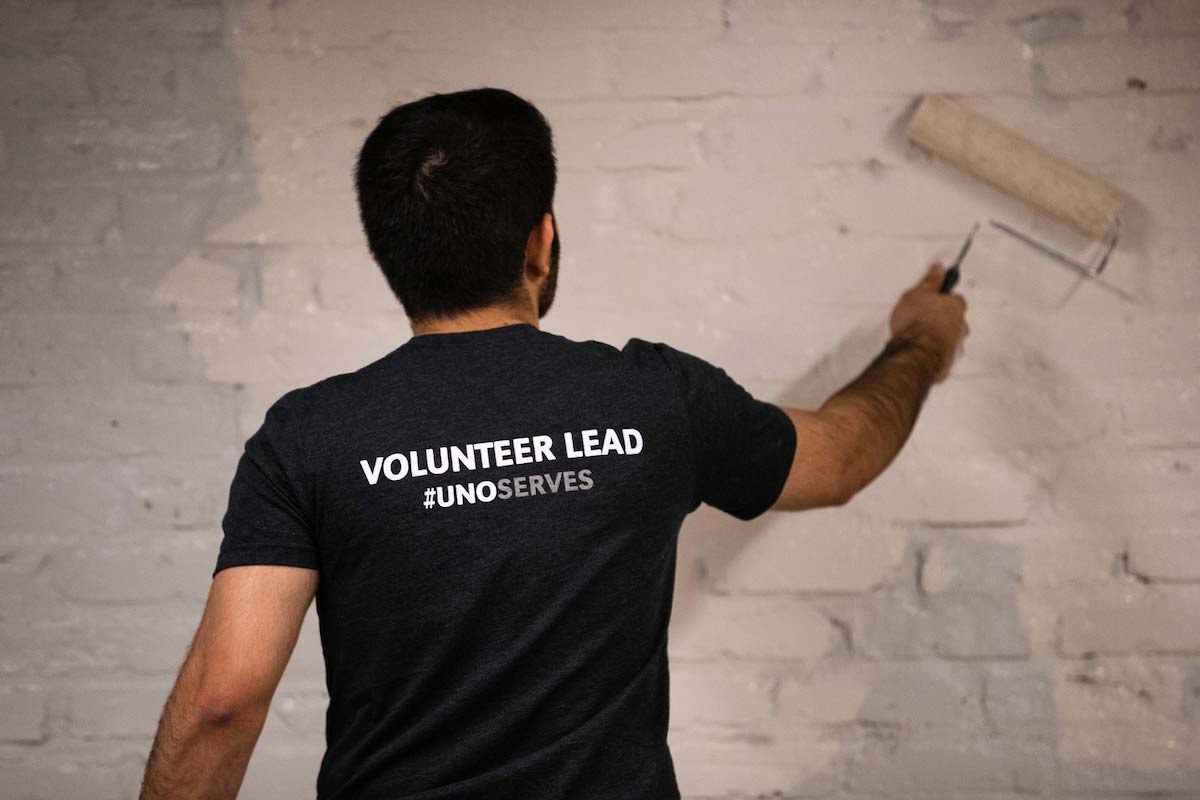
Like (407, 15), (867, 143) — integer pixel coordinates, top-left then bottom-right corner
(917, 262), (946, 291)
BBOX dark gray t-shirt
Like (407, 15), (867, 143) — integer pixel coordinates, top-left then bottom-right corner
(214, 322), (796, 800)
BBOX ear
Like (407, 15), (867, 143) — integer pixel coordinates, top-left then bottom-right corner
(524, 212), (554, 281)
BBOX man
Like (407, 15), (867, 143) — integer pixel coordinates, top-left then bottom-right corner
(140, 87), (967, 799)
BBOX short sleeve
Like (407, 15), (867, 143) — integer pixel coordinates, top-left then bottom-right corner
(213, 389), (320, 577)
(646, 341), (796, 521)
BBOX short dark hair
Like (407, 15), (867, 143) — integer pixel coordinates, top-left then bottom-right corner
(354, 88), (558, 322)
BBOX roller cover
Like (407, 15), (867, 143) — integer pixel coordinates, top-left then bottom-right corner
(906, 94), (1123, 239)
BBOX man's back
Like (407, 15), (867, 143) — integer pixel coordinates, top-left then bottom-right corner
(214, 322), (796, 799)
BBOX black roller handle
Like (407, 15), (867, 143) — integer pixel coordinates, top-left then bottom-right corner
(939, 264), (960, 294)
(940, 223), (978, 294)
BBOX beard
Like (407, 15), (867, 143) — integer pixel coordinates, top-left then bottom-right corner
(537, 212), (560, 318)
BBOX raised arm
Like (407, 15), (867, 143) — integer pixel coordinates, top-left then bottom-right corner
(771, 262), (968, 511)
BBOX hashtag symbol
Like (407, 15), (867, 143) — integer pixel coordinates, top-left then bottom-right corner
(423, 487), (436, 509)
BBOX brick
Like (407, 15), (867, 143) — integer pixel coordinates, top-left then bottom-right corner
(984, 662), (1055, 732)
(271, 0), (513, 45)
(928, 592), (1031, 659)
(668, 594), (839, 660)
(776, 660), (985, 729)
(206, 177), (363, 245)
(119, 188), (216, 244)
(173, 47), (246, 111)
(669, 728), (841, 797)
(189, 309), (402, 385)
(0, 760), (125, 800)
(699, 96), (906, 168)
(1060, 583), (1200, 655)
(68, 681), (171, 739)
(273, 679), (330, 736)
(610, 35), (739, 99)
(7, 383), (236, 461)
(0, 0), (79, 35)
(1128, 530), (1200, 582)
(849, 732), (1050, 793)
(696, 510), (908, 593)
(132, 325), (209, 385)
(963, 95), (1200, 168)
(0, 312), (148, 384)
(1113, 376), (1200, 448)
(1115, 153), (1200, 233)
(726, 0), (929, 40)
(258, 246), (397, 313)
(668, 661), (777, 730)
(10, 117), (224, 174)
(48, 535), (216, 604)
(84, 47), (175, 107)
(0, 686), (48, 743)
(0, 247), (56, 311)
(52, 600), (204, 675)
(225, 743), (325, 800)
(826, 40), (1030, 95)
(510, 0), (720, 31)
(1020, 532), (1122, 588)
(383, 41), (607, 103)
(0, 53), (90, 107)
(0, 188), (118, 244)
(1054, 657), (1200, 792)
(1037, 37), (1200, 94)
(0, 246), (244, 313)
(921, 537), (1021, 596)
(73, 0), (223, 36)
(849, 441), (1039, 527)
(1054, 448), (1200, 539)
(0, 458), (229, 533)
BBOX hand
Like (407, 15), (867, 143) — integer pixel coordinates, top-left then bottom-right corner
(888, 262), (969, 383)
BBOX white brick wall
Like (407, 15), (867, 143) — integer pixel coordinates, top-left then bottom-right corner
(1, 0), (1198, 797)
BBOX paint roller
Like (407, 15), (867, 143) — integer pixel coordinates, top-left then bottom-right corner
(906, 94), (1125, 280)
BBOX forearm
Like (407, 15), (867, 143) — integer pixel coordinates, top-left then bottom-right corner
(140, 687), (267, 800)
(818, 327), (944, 496)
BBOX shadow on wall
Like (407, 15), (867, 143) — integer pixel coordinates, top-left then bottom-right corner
(668, 224), (1199, 791)
(0, 3), (267, 798)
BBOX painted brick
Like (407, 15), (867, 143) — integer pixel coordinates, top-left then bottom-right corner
(668, 661), (777, 730)
(10, 117), (224, 174)
(0, 188), (118, 244)
(68, 682), (171, 739)
(668, 594), (839, 661)
(776, 660), (986, 729)
(0, 760), (125, 800)
(849, 441), (1040, 527)
(47, 536), (215, 604)
(0, 53), (90, 107)
(849, 732), (1050, 793)
(84, 48), (175, 107)
(1037, 37), (1200, 95)
(698, 510), (908, 593)
(1, 1), (1199, 796)
(0, 687), (49, 744)
(1054, 657), (1200, 792)
(825, 40), (1031, 95)
(1060, 583), (1200, 655)
(7, 383), (236, 461)
(189, 309), (401, 385)
(1128, 531), (1200, 582)
(668, 729), (841, 797)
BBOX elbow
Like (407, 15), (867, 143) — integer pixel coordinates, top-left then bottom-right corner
(827, 484), (858, 508)
(827, 456), (869, 507)
(194, 690), (262, 727)
(195, 697), (242, 727)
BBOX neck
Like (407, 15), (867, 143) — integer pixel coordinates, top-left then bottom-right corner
(410, 303), (539, 337)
